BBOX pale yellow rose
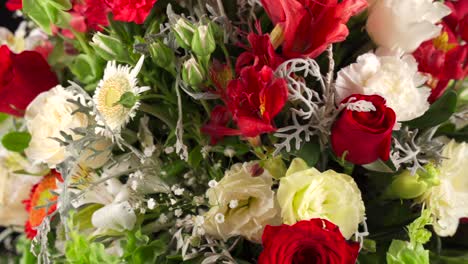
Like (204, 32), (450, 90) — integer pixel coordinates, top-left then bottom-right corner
(203, 162), (280, 243)
(277, 158), (365, 239)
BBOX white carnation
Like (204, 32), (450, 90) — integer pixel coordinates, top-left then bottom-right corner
(25, 85), (89, 167)
(203, 162), (280, 243)
(25, 85), (112, 168)
(335, 52), (431, 122)
(366, 0), (451, 53)
(421, 140), (468, 237)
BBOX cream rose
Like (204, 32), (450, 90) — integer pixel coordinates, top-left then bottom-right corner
(277, 158), (365, 239)
(203, 162), (280, 242)
(335, 52), (431, 122)
(366, 0), (451, 53)
(420, 140), (468, 237)
(25, 85), (111, 168)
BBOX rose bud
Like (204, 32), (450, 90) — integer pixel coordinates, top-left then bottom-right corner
(331, 94), (396, 165)
(191, 24), (216, 57)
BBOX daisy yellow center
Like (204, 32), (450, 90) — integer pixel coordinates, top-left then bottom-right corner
(96, 75), (134, 130)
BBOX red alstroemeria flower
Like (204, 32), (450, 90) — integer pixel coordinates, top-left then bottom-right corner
(0, 45), (58, 116)
(105, 0), (158, 24)
(202, 66), (288, 143)
(235, 31), (285, 73)
(201, 106), (242, 144)
(414, 25), (468, 102)
(260, 0), (367, 59)
(227, 66), (288, 137)
(444, 0), (468, 42)
(23, 171), (61, 239)
(6, 0), (22, 11)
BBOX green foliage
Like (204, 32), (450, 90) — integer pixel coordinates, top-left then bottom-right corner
(386, 209), (433, 264)
(293, 139), (321, 168)
(116, 92), (139, 109)
(387, 240), (429, 264)
(1, 131), (31, 152)
(16, 236), (38, 264)
(22, 0), (72, 34)
(65, 230), (119, 264)
(120, 230), (168, 264)
(0, 113), (8, 124)
(405, 90), (457, 129)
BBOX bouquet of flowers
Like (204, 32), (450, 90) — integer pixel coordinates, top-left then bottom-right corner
(1, 0), (467, 263)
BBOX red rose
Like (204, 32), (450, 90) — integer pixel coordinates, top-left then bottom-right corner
(258, 219), (360, 264)
(6, 0), (22, 11)
(0, 45), (58, 116)
(331, 94), (396, 165)
(260, 0), (367, 59)
(105, 0), (158, 24)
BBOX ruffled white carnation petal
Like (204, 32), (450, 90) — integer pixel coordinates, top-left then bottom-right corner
(335, 52), (430, 122)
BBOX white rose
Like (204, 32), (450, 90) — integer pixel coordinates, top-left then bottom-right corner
(335, 52), (431, 122)
(366, 0), (451, 53)
(203, 162), (280, 242)
(420, 140), (468, 237)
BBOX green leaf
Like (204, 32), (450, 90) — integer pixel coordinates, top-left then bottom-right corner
(23, 0), (72, 34)
(294, 139), (321, 167)
(405, 90), (457, 129)
(0, 113), (8, 124)
(363, 159), (396, 173)
(188, 146), (203, 168)
(1, 132), (31, 152)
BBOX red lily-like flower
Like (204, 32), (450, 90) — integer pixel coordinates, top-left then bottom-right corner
(202, 66), (288, 143)
(235, 32), (285, 73)
(226, 66), (288, 137)
(260, 0), (367, 59)
(414, 24), (468, 102)
(444, 0), (468, 42)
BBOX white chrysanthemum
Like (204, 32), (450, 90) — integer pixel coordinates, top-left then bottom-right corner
(335, 52), (431, 122)
(366, 0), (451, 53)
(93, 56), (149, 136)
(203, 162), (280, 243)
(420, 140), (468, 237)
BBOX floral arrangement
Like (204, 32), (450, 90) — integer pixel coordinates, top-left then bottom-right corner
(0, 0), (467, 263)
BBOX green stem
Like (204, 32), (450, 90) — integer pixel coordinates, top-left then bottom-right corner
(139, 103), (176, 130)
(72, 30), (92, 55)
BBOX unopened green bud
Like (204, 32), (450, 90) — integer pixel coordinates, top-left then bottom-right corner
(262, 156), (287, 179)
(191, 24), (216, 57)
(385, 164), (440, 200)
(173, 18), (196, 50)
(91, 32), (125, 62)
(182, 58), (206, 87)
(149, 40), (175, 69)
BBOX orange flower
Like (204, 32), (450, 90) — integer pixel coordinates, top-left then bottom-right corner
(23, 170), (61, 239)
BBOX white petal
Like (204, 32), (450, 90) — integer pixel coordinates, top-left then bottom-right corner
(91, 201), (136, 231)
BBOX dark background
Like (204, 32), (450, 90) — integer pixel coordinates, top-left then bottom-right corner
(0, 0), (21, 31)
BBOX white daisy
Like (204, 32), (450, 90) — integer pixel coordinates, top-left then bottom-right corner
(93, 56), (150, 136)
